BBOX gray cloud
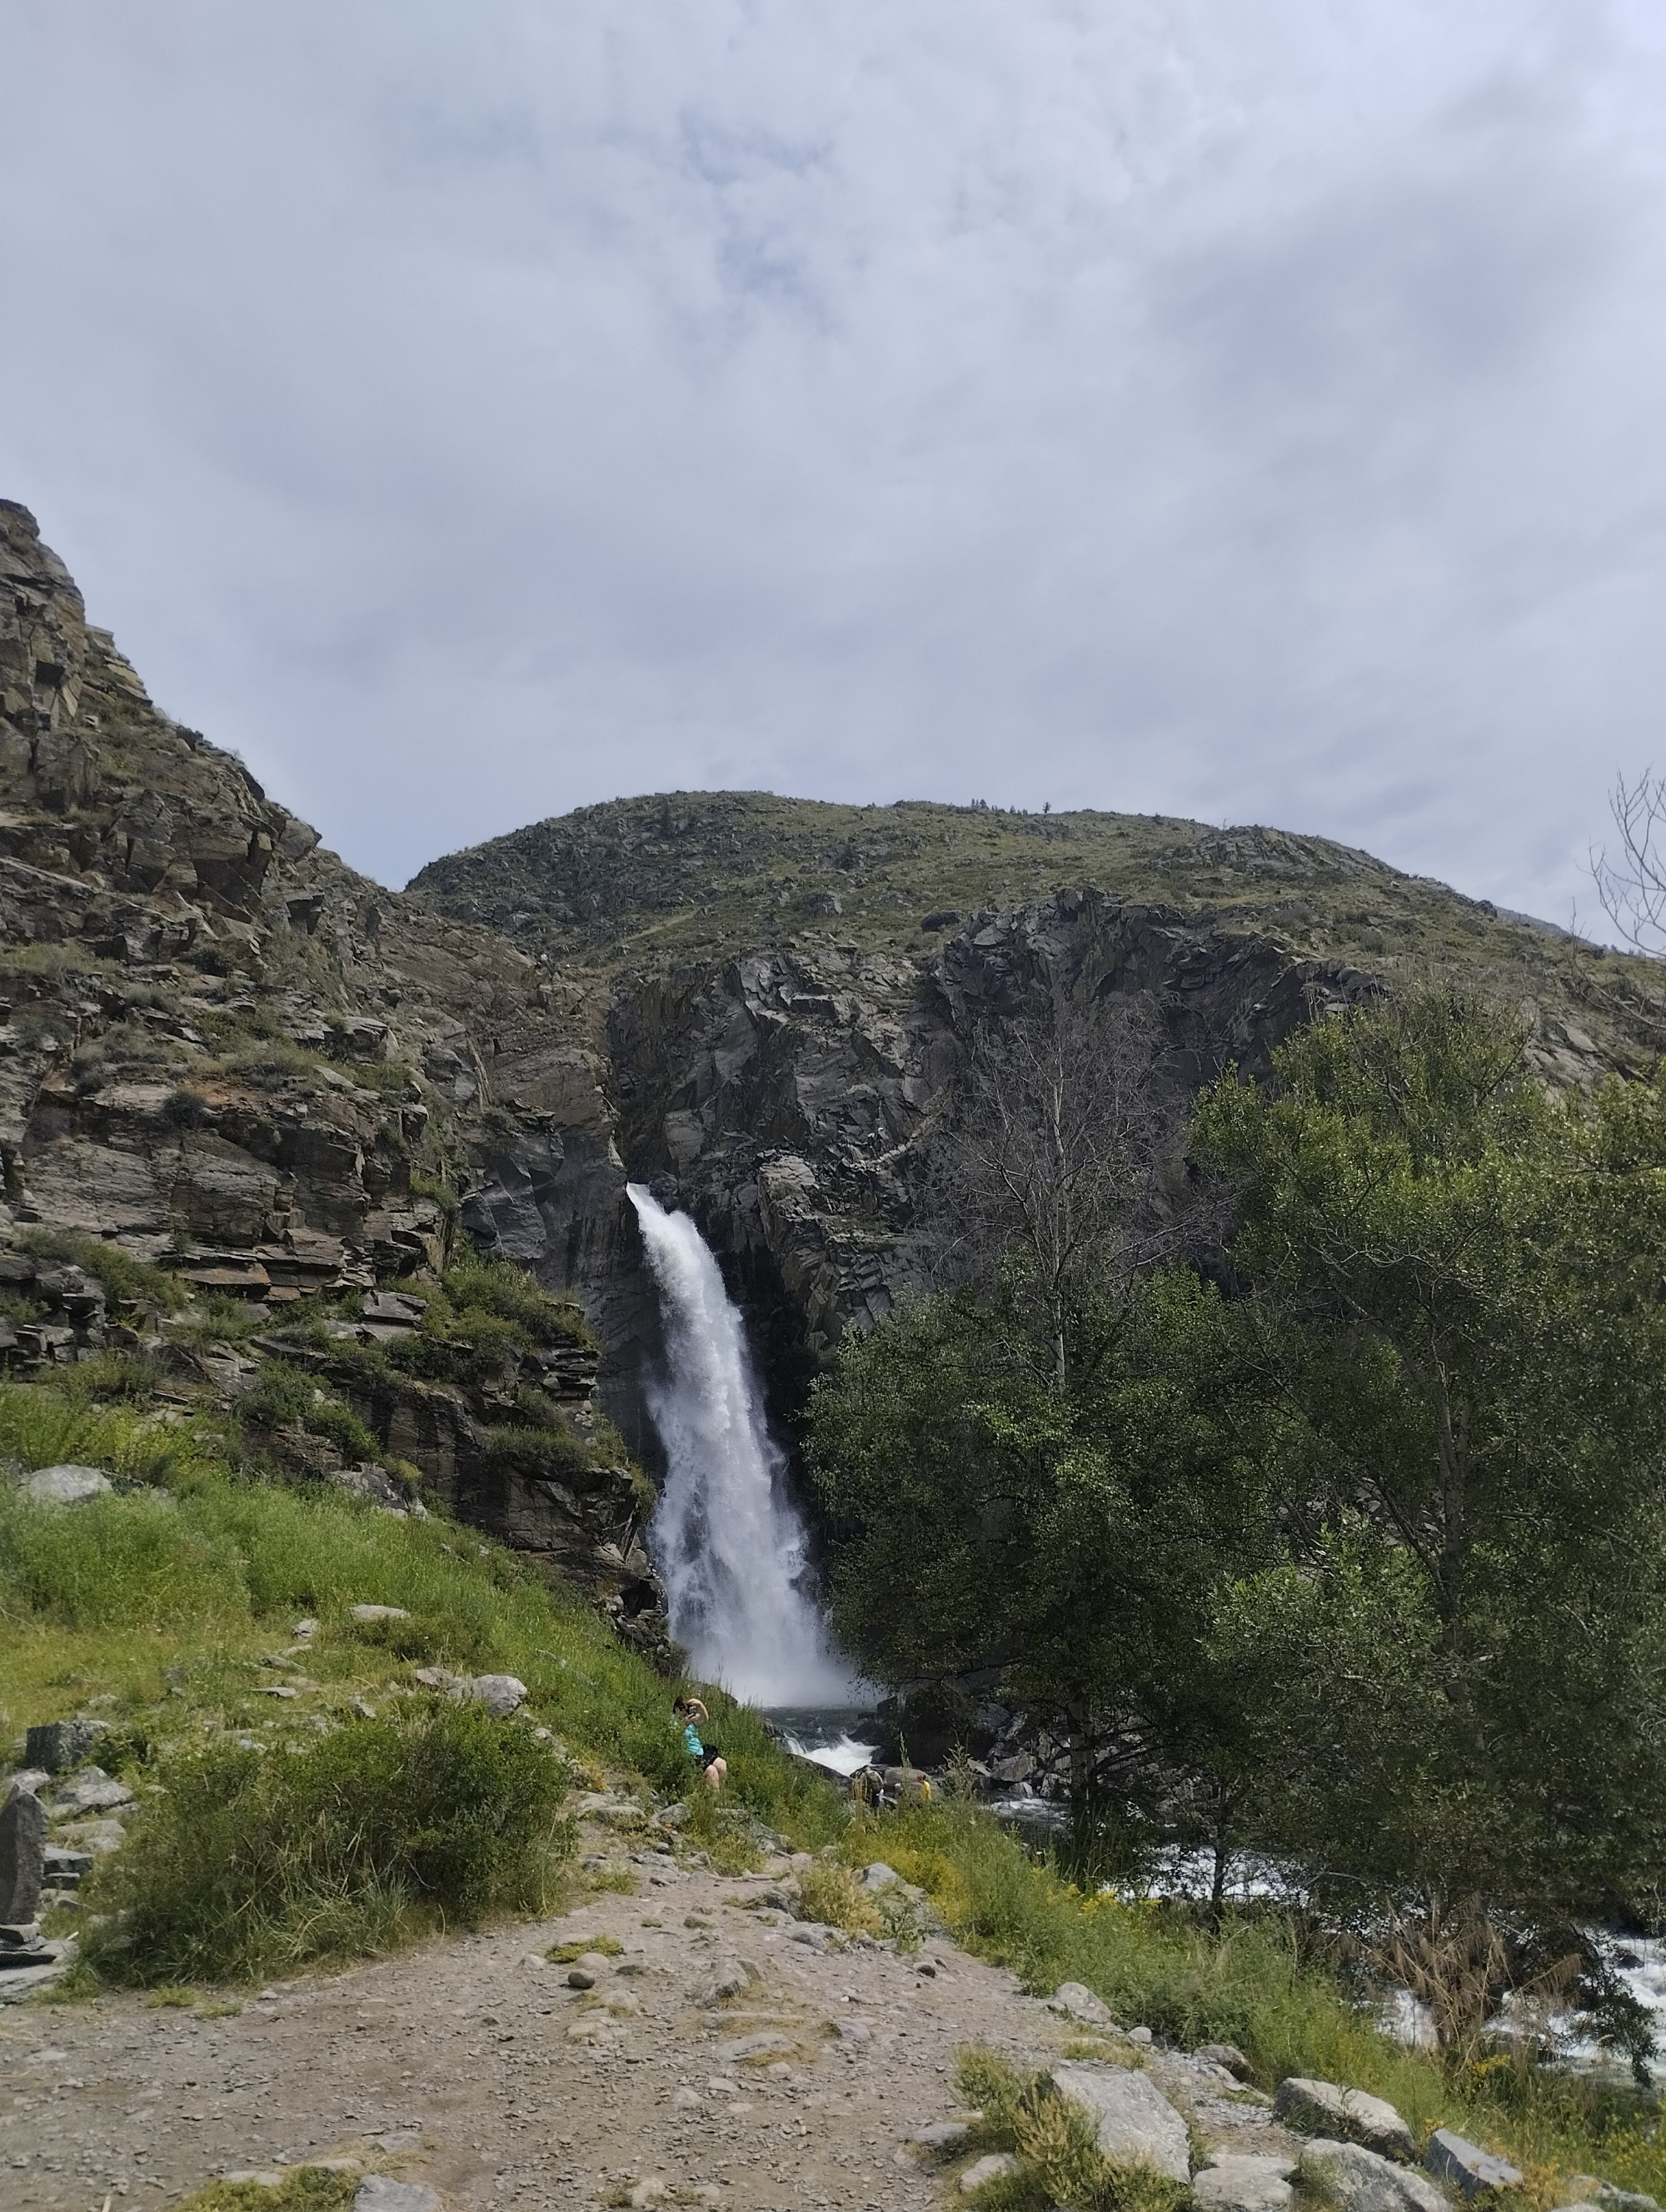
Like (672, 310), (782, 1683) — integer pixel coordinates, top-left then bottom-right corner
(2, 0), (1663, 925)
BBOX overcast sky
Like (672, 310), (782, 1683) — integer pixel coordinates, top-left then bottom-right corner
(2, 3), (1663, 922)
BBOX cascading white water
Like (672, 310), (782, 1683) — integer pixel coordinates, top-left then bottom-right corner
(628, 1183), (858, 1706)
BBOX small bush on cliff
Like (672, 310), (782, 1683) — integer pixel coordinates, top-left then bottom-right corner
(16, 1225), (187, 1309)
(442, 1253), (596, 1351)
(387, 1304), (525, 1386)
(240, 1357), (383, 1463)
(481, 1418), (599, 1482)
(86, 1700), (574, 1982)
(0, 1378), (212, 1489)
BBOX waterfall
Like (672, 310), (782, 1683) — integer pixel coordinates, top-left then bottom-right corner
(627, 1183), (857, 1706)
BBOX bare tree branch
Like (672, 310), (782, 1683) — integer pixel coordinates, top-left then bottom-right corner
(1591, 769), (1666, 955)
(915, 987), (1183, 1390)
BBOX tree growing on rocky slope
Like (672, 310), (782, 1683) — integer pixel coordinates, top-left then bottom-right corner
(1593, 768), (1666, 954)
(917, 986), (1180, 1391)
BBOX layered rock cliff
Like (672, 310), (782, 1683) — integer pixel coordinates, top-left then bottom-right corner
(0, 498), (661, 1644)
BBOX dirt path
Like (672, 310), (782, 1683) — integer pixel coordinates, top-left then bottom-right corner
(1, 1811), (1298, 2211)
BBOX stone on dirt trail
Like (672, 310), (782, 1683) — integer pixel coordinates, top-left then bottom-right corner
(727, 2031), (796, 2058)
(1275, 2079), (1416, 2162)
(960, 2153), (1020, 2192)
(1197, 2041), (1254, 2080)
(1195, 2155), (1298, 2212)
(57, 1773), (134, 1813)
(355, 2180), (441, 2212)
(907, 2120), (974, 2152)
(696, 1959), (759, 2005)
(1050, 2062), (1191, 2183)
(1299, 2138), (1449, 2212)
(23, 1463), (112, 1503)
(1425, 2129), (1524, 2198)
(1049, 1980), (1116, 2026)
(0, 1781), (46, 1924)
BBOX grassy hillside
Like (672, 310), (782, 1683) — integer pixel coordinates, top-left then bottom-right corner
(408, 791), (1666, 1073)
(0, 1373), (844, 1986)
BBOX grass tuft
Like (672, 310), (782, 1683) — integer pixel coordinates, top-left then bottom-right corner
(796, 1861), (882, 1935)
(173, 2170), (359, 2212)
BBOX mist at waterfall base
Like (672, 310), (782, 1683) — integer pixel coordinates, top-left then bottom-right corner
(627, 1185), (875, 1774)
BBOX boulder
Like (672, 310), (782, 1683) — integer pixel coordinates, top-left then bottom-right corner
(1425, 2130), (1524, 2198)
(351, 1603), (410, 1622)
(355, 2182), (442, 2212)
(0, 1782), (46, 1923)
(1049, 2062), (1191, 2183)
(57, 1775), (134, 1814)
(0, 1921), (53, 1969)
(1275, 2079), (1416, 2162)
(1197, 2042), (1254, 2081)
(1050, 1980), (1116, 2028)
(466, 1673), (528, 1717)
(1300, 2139), (1448, 2212)
(860, 1861), (902, 1892)
(696, 1959), (759, 2005)
(726, 2031), (796, 2059)
(960, 2154), (1020, 2193)
(906, 2120), (973, 2151)
(24, 1718), (107, 1772)
(22, 1464), (113, 1504)
(1195, 2156), (1298, 2212)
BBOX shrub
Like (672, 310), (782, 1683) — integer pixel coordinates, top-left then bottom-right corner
(87, 1700), (575, 1983)
(176, 2172), (357, 2212)
(481, 1421), (599, 1482)
(15, 1226), (187, 1309)
(240, 1358), (383, 1463)
(796, 1861), (882, 1935)
(443, 1256), (595, 1351)
(950, 2047), (1205, 2212)
(388, 1307), (525, 1387)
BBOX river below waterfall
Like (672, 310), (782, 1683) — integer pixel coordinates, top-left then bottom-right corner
(766, 1705), (881, 1778)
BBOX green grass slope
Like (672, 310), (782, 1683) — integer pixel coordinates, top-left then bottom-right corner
(0, 1375), (843, 1985)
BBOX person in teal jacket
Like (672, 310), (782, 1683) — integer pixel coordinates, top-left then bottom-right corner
(674, 1696), (728, 1792)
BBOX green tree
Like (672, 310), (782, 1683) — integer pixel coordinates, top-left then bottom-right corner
(1190, 988), (1666, 1916)
(808, 1268), (1289, 1846)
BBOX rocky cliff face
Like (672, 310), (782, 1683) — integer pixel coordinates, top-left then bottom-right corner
(0, 498), (661, 1642)
(414, 795), (1666, 1451)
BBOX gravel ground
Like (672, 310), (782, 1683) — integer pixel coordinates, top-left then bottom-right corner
(0, 1813), (1299, 2212)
